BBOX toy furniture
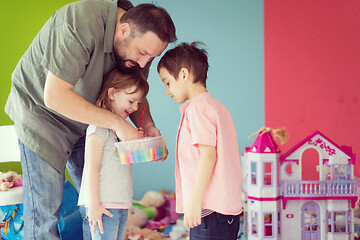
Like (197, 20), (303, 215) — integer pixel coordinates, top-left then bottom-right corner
(241, 130), (357, 240)
(0, 125), (23, 238)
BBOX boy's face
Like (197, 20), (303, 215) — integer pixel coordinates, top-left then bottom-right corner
(159, 67), (188, 103)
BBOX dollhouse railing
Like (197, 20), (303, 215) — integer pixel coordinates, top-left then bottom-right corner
(283, 180), (358, 197)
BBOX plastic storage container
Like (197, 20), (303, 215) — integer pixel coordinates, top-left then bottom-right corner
(114, 135), (168, 164)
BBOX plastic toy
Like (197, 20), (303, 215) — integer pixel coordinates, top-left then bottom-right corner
(127, 204), (153, 228)
(168, 219), (189, 240)
(0, 171), (22, 191)
(125, 225), (168, 240)
(115, 135), (168, 164)
(241, 128), (357, 240)
(126, 188), (180, 237)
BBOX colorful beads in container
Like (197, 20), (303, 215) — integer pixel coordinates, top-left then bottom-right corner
(114, 135), (168, 164)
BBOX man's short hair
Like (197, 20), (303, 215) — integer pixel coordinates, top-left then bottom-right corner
(120, 3), (177, 43)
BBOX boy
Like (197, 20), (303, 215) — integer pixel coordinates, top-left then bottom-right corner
(157, 42), (242, 239)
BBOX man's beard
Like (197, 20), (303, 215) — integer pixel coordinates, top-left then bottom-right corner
(113, 39), (141, 73)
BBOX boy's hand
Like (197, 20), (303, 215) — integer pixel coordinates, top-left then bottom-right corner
(87, 204), (113, 234)
(183, 199), (202, 228)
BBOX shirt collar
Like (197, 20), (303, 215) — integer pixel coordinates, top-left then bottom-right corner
(104, 0), (118, 53)
(179, 92), (211, 114)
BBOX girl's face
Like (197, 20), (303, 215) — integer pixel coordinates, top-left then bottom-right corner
(109, 85), (144, 119)
(159, 67), (188, 104)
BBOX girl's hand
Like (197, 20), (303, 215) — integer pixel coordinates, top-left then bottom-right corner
(183, 199), (202, 228)
(87, 204), (113, 235)
(138, 127), (145, 137)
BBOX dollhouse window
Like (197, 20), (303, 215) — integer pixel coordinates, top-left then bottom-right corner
(251, 211), (258, 236)
(285, 162), (294, 176)
(251, 162), (257, 185)
(277, 161), (280, 185)
(327, 211), (351, 233)
(263, 213), (273, 237)
(263, 162), (272, 186)
(278, 211), (281, 235)
(327, 164), (350, 181)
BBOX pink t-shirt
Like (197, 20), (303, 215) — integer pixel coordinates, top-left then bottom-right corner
(175, 92), (243, 215)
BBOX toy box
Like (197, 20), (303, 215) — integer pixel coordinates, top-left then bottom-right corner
(115, 135), (168, 164)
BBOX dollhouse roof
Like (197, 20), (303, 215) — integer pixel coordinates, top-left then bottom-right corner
(249, 131), (280, 153)
(280, 130), (355, 164)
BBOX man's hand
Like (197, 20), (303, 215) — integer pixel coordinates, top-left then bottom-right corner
(114, 120), (143, 142)
(144, 125), (161, 137)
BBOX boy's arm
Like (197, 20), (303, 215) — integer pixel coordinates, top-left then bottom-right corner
(184, 144), (216, 228)
(85, 133), (113, 234)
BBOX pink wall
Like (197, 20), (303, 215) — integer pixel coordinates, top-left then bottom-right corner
(265, 1), (360, 176)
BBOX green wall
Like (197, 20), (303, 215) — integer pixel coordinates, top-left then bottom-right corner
(1, 1), (76, 124)
(0, 0), (75, 178)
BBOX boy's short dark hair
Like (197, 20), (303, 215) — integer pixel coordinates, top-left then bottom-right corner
(120, 3), (177, 43)
(157, 42), (209, 87)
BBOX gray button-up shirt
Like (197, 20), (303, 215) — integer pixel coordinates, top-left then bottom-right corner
(5, 0), (150, 172)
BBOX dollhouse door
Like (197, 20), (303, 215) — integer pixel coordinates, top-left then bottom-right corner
(301, 202), (320, 240)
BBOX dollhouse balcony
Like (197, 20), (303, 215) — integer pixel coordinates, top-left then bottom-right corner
(283, 180), (358, 198)
(282, 180), (358, 209)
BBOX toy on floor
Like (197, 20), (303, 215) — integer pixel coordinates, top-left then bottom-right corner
(127, 190), (165, 228)
(168, 219), (189, 240)
(0, 171), (22, 191)
(145, 189), (178, 231)
(127, 204), (153, 228)
(125, 226), (169, 240)
(125, 226), (168, 240)
(127, 189), (179, 232)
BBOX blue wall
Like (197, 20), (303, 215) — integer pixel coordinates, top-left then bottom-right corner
(131, 0), (264, 199)
(0, 0), (264, 200)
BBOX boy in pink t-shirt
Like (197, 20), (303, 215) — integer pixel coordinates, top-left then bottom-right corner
(157, 42), (242, 239)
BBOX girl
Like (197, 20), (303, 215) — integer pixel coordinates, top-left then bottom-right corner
(78, 67), (149, 239)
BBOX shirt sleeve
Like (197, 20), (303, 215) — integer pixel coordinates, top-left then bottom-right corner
(40, 18), (89, 86)
(86, 125), (110, 142)
(187, 104), (217, 147)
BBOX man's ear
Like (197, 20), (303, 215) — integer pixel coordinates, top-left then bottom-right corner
(179, 68), (189, 82)
(108, 87), (116, 100)
(116, 23), (131, 40)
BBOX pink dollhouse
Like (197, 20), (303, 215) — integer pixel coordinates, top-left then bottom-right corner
(241, 130), (357, 240)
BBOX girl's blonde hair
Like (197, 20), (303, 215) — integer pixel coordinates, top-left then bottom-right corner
(96, 68), (149, 111)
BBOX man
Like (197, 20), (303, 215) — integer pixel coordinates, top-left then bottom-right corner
(5, 0), (176, 239)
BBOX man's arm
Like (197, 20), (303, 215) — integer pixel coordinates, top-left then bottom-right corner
(183, 144), (216, 228)
(44, 71), (142, 141)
